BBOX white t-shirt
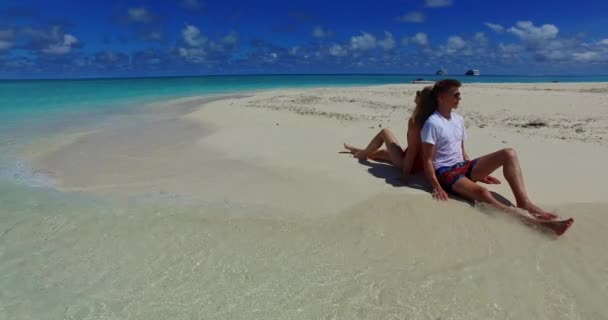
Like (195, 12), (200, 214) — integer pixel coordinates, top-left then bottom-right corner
(421, 111), (467, 169)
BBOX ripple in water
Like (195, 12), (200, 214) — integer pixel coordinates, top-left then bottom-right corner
(0, 160), (58, 189)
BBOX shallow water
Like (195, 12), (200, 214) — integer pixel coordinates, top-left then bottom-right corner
(1, 184), (606, 320)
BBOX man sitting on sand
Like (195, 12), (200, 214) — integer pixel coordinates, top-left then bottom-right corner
(421, 79), (574, 236)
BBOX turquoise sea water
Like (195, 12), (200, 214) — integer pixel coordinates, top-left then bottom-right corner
(1, 73), (607, 186)
(3, 74), (608, 113)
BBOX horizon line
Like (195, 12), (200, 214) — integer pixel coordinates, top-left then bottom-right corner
(2, 73), (608, 82)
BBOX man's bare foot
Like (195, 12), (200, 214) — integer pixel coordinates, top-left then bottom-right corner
(540, 218), (574, 236)
(343, 143), (368, 160)
(518, 201), (559, 220)
(531, 211), (559, 220)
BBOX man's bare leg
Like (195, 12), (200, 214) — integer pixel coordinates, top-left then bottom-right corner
(469, 148), (558, 220)
(452, 178), (574, 236)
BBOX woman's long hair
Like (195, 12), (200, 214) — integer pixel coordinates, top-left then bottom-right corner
(409, 79), (462, 128)
(409, 86), (435, 128)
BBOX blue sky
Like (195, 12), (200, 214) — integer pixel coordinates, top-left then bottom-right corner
(1, 0), (608, 78)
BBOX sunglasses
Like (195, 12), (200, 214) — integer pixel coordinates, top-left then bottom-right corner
(450, 92), (461, 99)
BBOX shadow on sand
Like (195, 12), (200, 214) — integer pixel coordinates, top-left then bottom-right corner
(356, 159), (514, 208)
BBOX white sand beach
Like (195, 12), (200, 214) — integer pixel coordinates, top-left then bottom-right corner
(3, 83), (608, 319)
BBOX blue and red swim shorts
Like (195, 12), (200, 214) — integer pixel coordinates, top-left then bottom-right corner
(435, 159), (478, 192)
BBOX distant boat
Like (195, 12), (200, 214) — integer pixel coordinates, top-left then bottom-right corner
(465, 69), (480, 76)
(411, 78), (435, 84)
(436, 69), (448, 76)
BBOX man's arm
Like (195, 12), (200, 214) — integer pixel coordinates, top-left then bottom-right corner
(461, 142), (470, 161)
(422, 143), (448, 200)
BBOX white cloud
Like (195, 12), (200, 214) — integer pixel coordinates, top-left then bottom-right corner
(264, 52), (278, 62)
(498, 43), (525, 59)
(73, 58), (89, 67)
(474, 32), (488, 43)
(0, 40), (13, 51)
(350, 32), (376, 50)
(573, 51), (601, 62)
(502, 21), (572, 62)
(0, 29), (14, 39)
(178, 27), (237, 61)
(221, 32), (238, 46)
(0, 29), (14, 51)
(566, 39), (608, 63)
(142, 31), (162, 41)
(21, 26), (45, 40)
(537, 42), (568, 60)
(426, 0), (453, 7)
(178, 47), (205, 63)
(182, 24), (207, 47)
(64, 34), (78, 45)
(411, 32), (429, 46)
(435, 35), (468, 56)
(397, 11), (425, 23)
(460, 48), (474, 56)
(181, 0), (202, 10)
(445, 36), (466, 52)
(3, 57), (34, 68)
(378, 31), (395, 50)
(488, 22), (601, 63)
(127, 7), (153, 23)
(484, 22), (504, 33)
(313, 26), (327, 38)
(42, 34), (78, 55)
(329, 44), (348, 56)
(508, 21), (559, 42)
(499, 43), (524, 53)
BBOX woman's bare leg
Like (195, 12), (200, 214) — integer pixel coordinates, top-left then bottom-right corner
(469, 148), (558, 220)
(451, 177), (574, 236)
(343, 145), (395, 164)
(344, 128), (404, 166)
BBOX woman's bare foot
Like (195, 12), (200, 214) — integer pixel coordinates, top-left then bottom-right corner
(343, 143), (360, 155)
(518, 201), (559, 220)
(539, 218), (574, 236)
(343, 143), (368, 160)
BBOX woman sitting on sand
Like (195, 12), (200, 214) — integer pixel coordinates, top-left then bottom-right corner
(344, 86), (435, 179)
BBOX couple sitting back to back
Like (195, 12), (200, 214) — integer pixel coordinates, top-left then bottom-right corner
(344, 79), (573, 236)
